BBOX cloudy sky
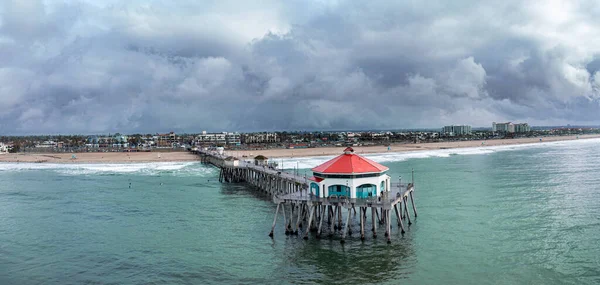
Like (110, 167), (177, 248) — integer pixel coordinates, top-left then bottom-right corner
(1, 0), (599, 134)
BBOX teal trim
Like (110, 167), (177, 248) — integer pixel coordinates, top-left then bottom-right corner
(310, 183), (320, 196)
(328, 185), (350, 197)
(356, 184), (377, 199)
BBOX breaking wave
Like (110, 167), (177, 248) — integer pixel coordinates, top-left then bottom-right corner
(0, 161), (216, 177)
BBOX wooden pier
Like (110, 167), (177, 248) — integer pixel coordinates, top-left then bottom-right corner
(193, 149), (417, 243)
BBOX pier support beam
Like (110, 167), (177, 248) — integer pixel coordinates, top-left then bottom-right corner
(294, 204), (301, 235)
(303, 205), (315, 240)
(410, 191), (418, 218)
(317, 205), (326, 238)
(386, 209), (392, 244)
(360, 207), (365, 241)
(329, 206), (336, 236)
(337, 205), (343, 230)
(282, 204), (289, 235)
(371, 207), (377, 238)
(269, 203), (280, 238)
(341, 208), (352, 244)
(404, 197), (412, 225)
(394, 204), (405, 234)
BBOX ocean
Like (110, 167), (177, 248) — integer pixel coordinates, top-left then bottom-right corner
(1, 139), (600, 284)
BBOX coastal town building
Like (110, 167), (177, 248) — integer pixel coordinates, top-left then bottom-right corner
(156, 132), (177, 147)
(514, 123), (531, 133)
(196, 131), (227, 145)
(308, 147), (391, 199)
(493, 122), (514, 133)
(0, 142), (8, 153)
(493, 122), (530, 133)
(242, 133), (279, 144)
(35, 141), (57, 148)
(225, 132), (241, 145)
(442, 125), (472, 136)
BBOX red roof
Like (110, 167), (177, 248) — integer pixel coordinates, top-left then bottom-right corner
(312, 150), (388, 174)
(309, 176), (324, 182)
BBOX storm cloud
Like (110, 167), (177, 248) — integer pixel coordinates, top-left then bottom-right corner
(0, 0), (599, 134)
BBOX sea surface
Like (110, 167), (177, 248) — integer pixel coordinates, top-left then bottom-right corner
(1, 139), (600, 284)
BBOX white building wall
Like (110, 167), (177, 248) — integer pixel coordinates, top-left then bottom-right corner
(315, 174), (390, 199)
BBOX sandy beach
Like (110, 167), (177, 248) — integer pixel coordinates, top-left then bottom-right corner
(228, 134), (600, 158)
(1, 134), (599, 164)
(0, 151), (200, 164)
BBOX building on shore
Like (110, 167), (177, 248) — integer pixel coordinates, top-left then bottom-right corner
(0, 142), (8, 153)
(308, 147), (391, 199)
(514, 123), (531, 133)
(442, 125), (472, 136)
(493, 122), (530, 133)
(196, 131), (226, 145)
(195, 131), (241, 146)
(35, 141), (57, 148)
(225, 132), (241, 145)
(242, 133), (280, 144)
(157, 132), (177, 147)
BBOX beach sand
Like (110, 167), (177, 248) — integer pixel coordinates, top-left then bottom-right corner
(0, 151), (200, 164)
(228, 134), (600, 159)
(1, 134), (599, 164)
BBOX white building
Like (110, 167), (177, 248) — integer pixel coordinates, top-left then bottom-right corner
(308, 147), (391, 199)
(225, 132), (241, 145)
(196, 131), (227, 145)
(442, 125), (472, 136)
(0, 142), (8, 154)
(254, 155), (269, 166)
(493, 122), (530, 133)
(242, 133), (279, 144)
(224, 156), (239, 167)
(514, 123), (531, 133)
(35, 141), (57, 148)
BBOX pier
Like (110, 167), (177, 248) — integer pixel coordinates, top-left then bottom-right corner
(193, 147), (417, 243)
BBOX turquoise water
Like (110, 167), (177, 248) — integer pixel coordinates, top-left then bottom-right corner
(1, 139), (600, 284)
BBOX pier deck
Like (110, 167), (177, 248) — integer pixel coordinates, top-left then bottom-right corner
(275, 183), (410, 209)
(192, 149), (417, 243)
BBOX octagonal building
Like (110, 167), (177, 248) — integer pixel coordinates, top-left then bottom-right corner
(309, 147), (391, 198)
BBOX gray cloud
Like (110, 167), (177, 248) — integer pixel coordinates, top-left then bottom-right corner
(1, 0), (599, 135)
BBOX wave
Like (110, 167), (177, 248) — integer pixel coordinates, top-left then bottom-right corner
(0, 161), (216, 177)
(279, 137), (600, 169)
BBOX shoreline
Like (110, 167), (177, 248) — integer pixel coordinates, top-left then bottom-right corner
(1, 134), (599, 164)
(226, 134), (600, 159)
(0, 151), (200, 164)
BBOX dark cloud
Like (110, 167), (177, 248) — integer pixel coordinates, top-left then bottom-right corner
(0, 0), (599, 135)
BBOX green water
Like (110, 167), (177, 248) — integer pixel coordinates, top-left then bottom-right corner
(1, 139), (600, 284)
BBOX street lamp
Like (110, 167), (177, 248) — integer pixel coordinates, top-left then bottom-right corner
(399, 176), (402, 188)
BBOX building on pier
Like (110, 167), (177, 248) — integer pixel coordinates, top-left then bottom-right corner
(308, 147), (391, 199)
(224, 156), (239, 167)
(254, 155), (269, 166)
(193, 146), (417, 244)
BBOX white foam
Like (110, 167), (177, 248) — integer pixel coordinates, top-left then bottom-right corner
(0, 161), (216, 177)
(278, 138), (600, 168)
